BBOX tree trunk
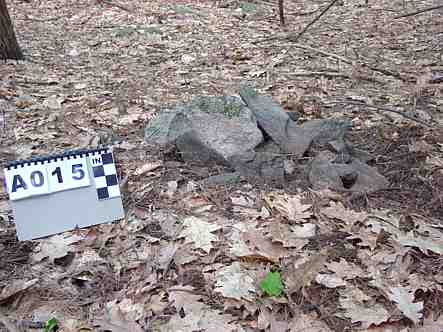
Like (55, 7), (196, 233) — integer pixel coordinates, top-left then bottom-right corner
(0, 0), (23, 60)
(278, 0), (285, 26)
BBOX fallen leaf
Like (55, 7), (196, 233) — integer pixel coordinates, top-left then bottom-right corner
(325, 258), (365, 280)
(266, 193), (312, 222)
(105, 299), (144, 321)
(405, 273), (442, 293)
(230, 222), (289, 262)
(337, 286), (390, 329)
(289, 311), (333, 331)
(257, 306), (272, 330)
(93, 307), (144, 332)
(181, 54), (196, 64)
(291, 223), (316, 238)
(321, 201), (367, 225)
(388, 286), (423, 324)
(284, 251), (327, 293)
(315, 273), (346, 288)
(412, 314), (443, 332)
(161, 287), (241, 331)
(133, 161), (163, 176)
(215, 262), (256, 301)
(179, 216), (221, 253)
(266, 222), (311, 248)
(32, 234), (84, 263)
(42, 95), (64, 110)
(395, 231), (443, 255)
(0, 279), (39, 304)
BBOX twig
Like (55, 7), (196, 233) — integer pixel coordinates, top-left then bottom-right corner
(23, 15), (63, 22)
(395, 4), (443, 19)
(167, 287), (208, 297)
(288, 71), (350, 78)
(326, 100), (432, 127)
(99, 0), (132, 13)
(292, 43), (349, 62)
(286, 70), (381, 83)
(292, 0), (341, 42)
(286, 43), (411, 82)
(15, 79), (57, 86)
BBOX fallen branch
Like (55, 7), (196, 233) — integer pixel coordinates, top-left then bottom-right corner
(286, 71), (381, 83)
(15, 79), (58, 86)
(326, 100), (432, 127)
(24, 15), (63, 22)
(292, 0), (341, 42)
(395, 4), (443, 19)
(288, 71), (349, 78)
(287, 43), (411, 82)
(98, 0), (132, 13)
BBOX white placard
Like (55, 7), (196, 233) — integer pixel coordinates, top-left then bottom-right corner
(4, 163), (50, 200)
(47, 156), (90, 193)
(4, 147), (125, 241)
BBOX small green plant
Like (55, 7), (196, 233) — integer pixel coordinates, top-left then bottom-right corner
(44, 318), (58, 332)
(260, 271), (283, 297)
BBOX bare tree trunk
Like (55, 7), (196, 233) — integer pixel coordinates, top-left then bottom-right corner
(0, 0), (23, 60)
(278, 0), (285, 26)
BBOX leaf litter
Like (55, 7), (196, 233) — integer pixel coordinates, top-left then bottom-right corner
(0, 0), (443, 331)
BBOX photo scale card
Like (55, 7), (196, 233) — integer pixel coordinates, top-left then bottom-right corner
(3, 147), (124, 240)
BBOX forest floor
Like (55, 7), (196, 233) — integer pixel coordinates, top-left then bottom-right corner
(0, 0), (443, 331)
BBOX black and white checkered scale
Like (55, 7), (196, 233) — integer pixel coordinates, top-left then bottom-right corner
(89, 151), (120, 200)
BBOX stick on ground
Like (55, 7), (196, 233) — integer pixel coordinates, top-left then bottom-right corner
(292, 0), (341, 42)
(326, 100), (432, 127)
(395, 4), (443, 19)
(287, 43), (411, 82)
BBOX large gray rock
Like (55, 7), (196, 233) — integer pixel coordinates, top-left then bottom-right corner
(145, 95), (269, 172)
(308, 151), (389, 193)
(228, 141), (285, 182)
(145, 88), (386, 188)
(239, 86), (351, 156)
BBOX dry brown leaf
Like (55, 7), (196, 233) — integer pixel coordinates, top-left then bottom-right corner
(412, 314), (443, 332)
(325, 258), (365, 280)
(230, 222), (289, 262)
(315, 273), (346, 288)
(284, 251), (328, 293)
(266, 222), (311, 248)
(32, 234), (84, 263)
(133, 161), (163, 176)
(162, 288), (242, 331)
(231, 193), (268, 219)
(265, 193), (312, 222)
(321, 201), (367, 225)
(0, 279), (39, 304)
(337, 286), (390, 329)
(288, 311), (333, 332)
(242, 227), (290, 262)
(405, 273), (442, 293)
(105, 299), (144, 321)
(257, 306), (272, 330)
(214, 262), (256, 301)
(178, 216), (221, 253)
(93, 307), (144, 332)
(395, 231), (443, 255)
(388, 286), (423, 324)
